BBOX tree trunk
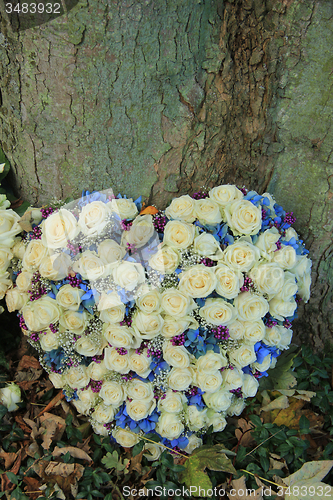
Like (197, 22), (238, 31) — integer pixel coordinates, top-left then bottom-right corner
(0, 0), (332, 351)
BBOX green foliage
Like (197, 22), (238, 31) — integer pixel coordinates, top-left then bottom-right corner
(259, 345), (299, 391)
(101, 450), (130, 475)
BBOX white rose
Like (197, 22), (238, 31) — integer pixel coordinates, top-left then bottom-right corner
(112, 427), (139, 448)
(157, 390), (186, 413)
(161, 315), (198, 339)
(234, 292), (269, 322)
(196, 371), (223, 393)
(148, 245), (180, 274)
(100, 381), (125, 407)
(56, 284), (84, 311)
(221, 367), (244, 389)
(5, 288), (29, 312)
(126, 399), (156, 421)
(132, 312), (164, 340)
(155, 412), (184, 440)
(297, 271), (311, 302)
(128, 350), (151, 378)
(279, 327), (293, 350)
(165, 195), (196, 223)
(252, 354), (272, 373)
(199, 298), (237, 326)
(186, 405), (207, 431)
(73, 251), (106, 281)
(249, 263), (285, 299)
(0, 272), (12, 300)
(163, 220), (195, 249)
(91, 420), (110, 437)
(65, 365), (90, 389)
(228, 320), (245, 340)
(12, 238), (27, 260)
(194, 199), (222, 225)
(73, 399), (93, 415)
(243, 320), (265, 344)
(39, 252), (71, 280)
(215, 264), (243, 299)
(254, 227), (281, 259)
(126, 379), (154, 401)
(290, 256), (312, 302)
(274, 271), (298, 301)
(0, 246), (12, 273)
(0, 384), (21, 412)
(193, 233), (223, 260)
(49, 372), (65, 389)
(77, 388), (97, 413)
(122, 214), (155, 249)
(41, 208), (78, 250)
(229, 345), (257, 369)
(209, 185), (244, 207)
(163, 342), (191, 368)
(78, 201), (110, 236)
(168, 367), (193, 391)
(16, 271), (33, 292)
(136, 287), (161, 314)
(206, 410), (227, 432)
(269, 298), (297, 321)
(196, 351), (228, 373)
(22, 297), (61, 331)
(113, 261), (146, 291)
(22, 239), (47, 272)
(59, 310), (90, 334)
(203, 389), (233, 412)
(108, 198), (138, 220)
(39, 330), (60, 351)
(87, 360), (109, 381)
(161, 288), (196, 318)
(220, 237), (260, 272)
(98, 239), (126, 264)
(92, 403), (115, 424)
(227, 398), (246, 417)
(272, 245), (297, 269)
(103, 324), (139, 349)
(104, 347), (131, 374)
(261, 192), (277, 214)
(183, 434), (203, 454)
(223, 200), (262, 236)
(242, 374), (259, 398)
(75, 336), (101, 357)
(0, 209), (22, 247)
(98, 291), (125, 323)
(283, 227), (298, 241)
(143, 442), (163, 461)
(178, 265), (217, 298)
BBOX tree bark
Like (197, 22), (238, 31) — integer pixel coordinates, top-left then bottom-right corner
(0, 0), (332, 351)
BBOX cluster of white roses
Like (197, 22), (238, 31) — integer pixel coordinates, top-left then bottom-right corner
(3, 185), (311, 458)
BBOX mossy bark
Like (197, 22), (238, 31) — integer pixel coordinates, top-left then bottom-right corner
(0, 0), (332, 350)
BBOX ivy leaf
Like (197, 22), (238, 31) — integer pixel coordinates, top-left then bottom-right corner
(259, 346), (299, 390)
(180, 445), (236, 496)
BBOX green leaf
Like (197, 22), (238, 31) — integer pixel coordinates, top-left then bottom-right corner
(6, 471), (19, 485)
(101, 451), (119, 470)
(0, 149), (10, 182)
(249, 414), (262, 428)
(14, 201), (30, 217)
(132, 440), (144, 457)
(180, 444), (236, 496)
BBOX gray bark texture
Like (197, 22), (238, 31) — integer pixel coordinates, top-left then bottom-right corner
(0, 0), (332, 351)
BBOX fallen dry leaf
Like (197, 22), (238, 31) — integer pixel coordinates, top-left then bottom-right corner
(0, 449), (22, 493)
(129, 450), (143, 474)
(228, 476), (263, 499)
(15, 415), (33, 434)
(52, 445), (92, 462)
(23, 476), (42, 500)
(18, 355), (41, 371)
(39, 413), (66, 450)
(0, 450), (18, 470)
(36, 391), (65, 418)
(235, 418), (256, 448)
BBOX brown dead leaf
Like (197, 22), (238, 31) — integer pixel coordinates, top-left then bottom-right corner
(269, 453), (288, 473)
(18, 209), (34, 232)
(1, 449), (22, 493)
(228, 476), (263, 499)
(39, 413), (66, 450)
(18, 355), (41, 371)
(52, 445), (92, 462)
(272, 398), (325, 429)
(15, 369), (43, 383)
(45, 462), (75, 477)
(36, 391), (65, 418)
(129, 450), (143, 474)
(15, 415), (32, 434)
(0, 450), (18, 470)
(235, 418), (256, 448)
(23, 476), (42, 500)
(254, 477), (277, 497)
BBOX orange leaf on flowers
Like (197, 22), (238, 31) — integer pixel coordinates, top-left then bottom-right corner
(140, 206), (158, 215)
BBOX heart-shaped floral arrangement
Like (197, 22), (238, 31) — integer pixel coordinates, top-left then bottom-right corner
(2, 185), (311, 458)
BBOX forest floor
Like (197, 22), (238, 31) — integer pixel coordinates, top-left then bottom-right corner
(0, 309), (333, 500)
